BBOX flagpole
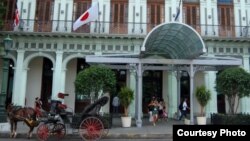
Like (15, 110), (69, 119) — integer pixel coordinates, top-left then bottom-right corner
(97, 1), (100, 33)
(174, 0), (182, 22)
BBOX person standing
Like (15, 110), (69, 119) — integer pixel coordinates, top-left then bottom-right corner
(34, 97), (43, 118)
(179, 98), (189, 120)
(148, 97), (159, 126)
(112, 95), (120, 114)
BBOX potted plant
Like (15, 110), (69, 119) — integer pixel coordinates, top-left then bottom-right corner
(117, 86), (134, 127)
(213, 67), (250, 125)
(195, 85), (211, 125)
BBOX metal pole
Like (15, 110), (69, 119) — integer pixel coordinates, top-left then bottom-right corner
(189, 64), (194, 125)
(136, 63), (142, 127)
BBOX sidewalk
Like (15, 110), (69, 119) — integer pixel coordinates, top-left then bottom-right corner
(0, 117), (183, 139)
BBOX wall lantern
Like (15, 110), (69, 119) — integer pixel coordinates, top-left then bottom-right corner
(3, 35), (13, 54)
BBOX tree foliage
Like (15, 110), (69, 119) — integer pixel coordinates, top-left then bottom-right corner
(74, 65), (116, 100)
(195, 85), (211, 116)
(216, 67), (250, 114)
(0, 1), (6, 29)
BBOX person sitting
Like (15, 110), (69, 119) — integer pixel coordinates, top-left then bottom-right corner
(34, 97), (43, 119)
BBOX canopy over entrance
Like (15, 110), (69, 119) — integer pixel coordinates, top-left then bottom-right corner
(141, 22), (206, 59)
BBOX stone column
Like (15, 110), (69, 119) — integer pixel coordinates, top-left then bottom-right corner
(167, 72), (177, 118)
(240, 55), (250, 113)
(204, 71), (218, 116)
(12, 50), (26, 106)
(52, 51), (63, 100)
(129, 68), (136, 118)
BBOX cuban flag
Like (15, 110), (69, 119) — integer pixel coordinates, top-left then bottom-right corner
(14, 0), (19, 27)
(174, 0), (182, 22)
(73, 2), (99, 31)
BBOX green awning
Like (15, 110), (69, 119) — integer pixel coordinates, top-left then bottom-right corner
(141, 22), (206, 59)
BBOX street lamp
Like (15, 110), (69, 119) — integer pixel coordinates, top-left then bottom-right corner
(0, 35), (13, 122)
(3, 35), (13, 54)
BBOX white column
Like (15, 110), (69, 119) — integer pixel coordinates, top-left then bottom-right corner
(204, 71), (218, 116)
(240, 55), (250, 113)
(167, 72), (177, 118)
(52, 51), (63, 100)
(60, 69), (66, 93)
(12, 50), (26, 106)
(128, 68), (136, 118)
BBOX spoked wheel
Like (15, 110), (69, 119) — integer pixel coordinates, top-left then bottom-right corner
(53, 123), (66, 139)
(36, 123), (50, 141)
(79, 117), (104, 141)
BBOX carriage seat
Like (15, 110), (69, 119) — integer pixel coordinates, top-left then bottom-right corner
(58, 92), (69, 99)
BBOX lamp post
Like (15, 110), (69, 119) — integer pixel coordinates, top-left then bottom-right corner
(0, 35), (13, 122)
(3, 35), (13, 54)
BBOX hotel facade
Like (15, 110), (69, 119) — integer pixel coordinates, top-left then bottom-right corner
(0, 0), (250, 125)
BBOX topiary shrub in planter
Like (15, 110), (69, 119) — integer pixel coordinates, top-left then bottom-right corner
(195, 85), (211, 125)
(75, 65), (116, 102)
(216, 67), (250, 114)
(215, 67), (250, 124)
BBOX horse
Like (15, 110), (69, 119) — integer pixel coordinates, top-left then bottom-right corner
(6, 103), (39, 139)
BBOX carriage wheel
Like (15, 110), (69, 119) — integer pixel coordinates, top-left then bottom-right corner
(37, 123), (50, 141)
(79, 117), (104, 141)
(53, 123), (66, 139)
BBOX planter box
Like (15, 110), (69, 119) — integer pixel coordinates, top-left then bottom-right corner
(184, 118), (190, 125)
(102, 114), (112, 129)
(197, 116), (206, 125)
(211, 113), (250, 125)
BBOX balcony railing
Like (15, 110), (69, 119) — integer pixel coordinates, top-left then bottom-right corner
(1, 19), (249, 38)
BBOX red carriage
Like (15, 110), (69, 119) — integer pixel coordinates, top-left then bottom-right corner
(36, 93), (110, 141)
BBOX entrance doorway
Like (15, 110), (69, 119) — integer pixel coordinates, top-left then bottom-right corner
(40, 58), (53, 111)
(5, 59), (14, 108)
(142, 70), (163, 113)
(180, 71), (190, 114)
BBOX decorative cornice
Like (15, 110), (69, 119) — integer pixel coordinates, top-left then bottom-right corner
(203, 36), (250, 42)
(0, 31), (146, 40)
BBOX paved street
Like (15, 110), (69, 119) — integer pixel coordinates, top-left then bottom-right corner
(1, 138), (172, 141)
(0, 117), (182, 141)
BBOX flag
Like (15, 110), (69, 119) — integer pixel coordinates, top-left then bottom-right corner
(174, 8), (180, 21)
(174, 0), (182, 21)
(14, 0), (19, 27)
(73, 2), (99, 31)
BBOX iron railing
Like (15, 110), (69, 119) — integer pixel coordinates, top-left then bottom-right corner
(1, 19), (250, 38)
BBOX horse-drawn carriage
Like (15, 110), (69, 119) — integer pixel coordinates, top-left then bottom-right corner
(7, 94), (110, 141)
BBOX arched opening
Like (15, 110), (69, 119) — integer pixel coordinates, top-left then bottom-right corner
(26, 57), (53, 111)
(4, 59), (14, 109)
(40, 58), (53, 111)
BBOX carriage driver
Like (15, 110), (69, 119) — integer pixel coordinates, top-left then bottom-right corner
(35, 97), (43, 118)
